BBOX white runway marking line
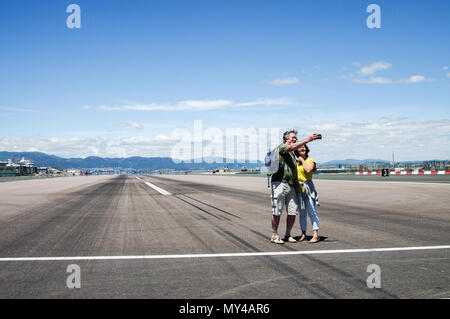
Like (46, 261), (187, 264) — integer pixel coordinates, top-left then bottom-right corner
(144, 181), (171, 195)
(135, 177), (141, 180)
(1, 245), (449, 262)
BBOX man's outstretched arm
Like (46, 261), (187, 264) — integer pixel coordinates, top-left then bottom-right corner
(286, 134), (322, 153)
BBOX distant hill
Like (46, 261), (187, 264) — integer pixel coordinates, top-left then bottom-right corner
(1, 151), (440, 170)
(0, 151), (262, 170)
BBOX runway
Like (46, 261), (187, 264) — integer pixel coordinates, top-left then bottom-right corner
(0, 174), (449, 298)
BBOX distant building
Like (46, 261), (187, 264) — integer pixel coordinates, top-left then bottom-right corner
(0, 158), (37, 177)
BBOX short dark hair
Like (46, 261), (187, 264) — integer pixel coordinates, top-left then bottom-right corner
(282, 130), (297, 143)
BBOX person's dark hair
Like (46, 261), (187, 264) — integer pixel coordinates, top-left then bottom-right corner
(295, 145), (310, 158)
(304, 144), (310, 157)
(282, 130), (297, 143)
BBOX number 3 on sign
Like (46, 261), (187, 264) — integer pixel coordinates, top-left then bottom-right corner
(66, 4), (81, 29)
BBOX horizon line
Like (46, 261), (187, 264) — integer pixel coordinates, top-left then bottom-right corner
(0, 150), (448, 163)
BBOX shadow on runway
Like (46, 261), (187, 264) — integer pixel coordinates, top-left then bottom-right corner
(293, 235), (328, 243)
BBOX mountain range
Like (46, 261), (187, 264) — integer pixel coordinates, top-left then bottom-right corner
(0, 152), (262, 170)
(319, 159), (390, 167)
(1, 151), (433, 170)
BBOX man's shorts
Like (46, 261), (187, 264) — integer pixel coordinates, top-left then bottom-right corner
(270, 181), (299, 216)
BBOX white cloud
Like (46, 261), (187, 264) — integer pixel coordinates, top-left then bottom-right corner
(379, 116), (409, 123)
(155, 134), (171, 141)
(443, 66), (448, 71)
(98, 98), (292, 111)
(352, 75), (430, 84)
(353, 77), (394, 84)
(235, 98), (293, 106)
(447, 73), (450, 79)
(358, 61), (392, 77)
(99, 100), (232, 111)
(2, 118), (449, 161)
(398, 75), (428, 83)
(343, 61), (432, 85)
(0, 136), (178, 158)
(119, 120), (142, 129)
(268, 77), (300, 86)
(175, 100), (232, 110)
(306, 119), (450, 162)
(1, 118), (449, 161)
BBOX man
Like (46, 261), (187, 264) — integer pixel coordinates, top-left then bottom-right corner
(270, 130), (322, 244)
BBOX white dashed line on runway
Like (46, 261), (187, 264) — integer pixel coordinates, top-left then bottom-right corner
(144, 181), (171, 195)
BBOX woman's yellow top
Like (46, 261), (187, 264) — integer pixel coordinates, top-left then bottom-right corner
(297, 157), (315, 182)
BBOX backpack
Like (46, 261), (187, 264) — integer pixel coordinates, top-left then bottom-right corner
(264, 146), (284, 188)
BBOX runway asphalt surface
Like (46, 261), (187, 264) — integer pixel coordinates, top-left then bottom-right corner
(0, 174), (449, 299)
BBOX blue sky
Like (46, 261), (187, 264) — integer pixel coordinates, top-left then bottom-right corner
(0, 0), (449, 162)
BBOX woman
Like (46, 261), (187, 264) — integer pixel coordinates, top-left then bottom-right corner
(295, 145), (320, 243)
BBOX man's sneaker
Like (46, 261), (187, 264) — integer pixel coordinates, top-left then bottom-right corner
(284, 236), (297, 243)
(270, 234), (284, 244)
